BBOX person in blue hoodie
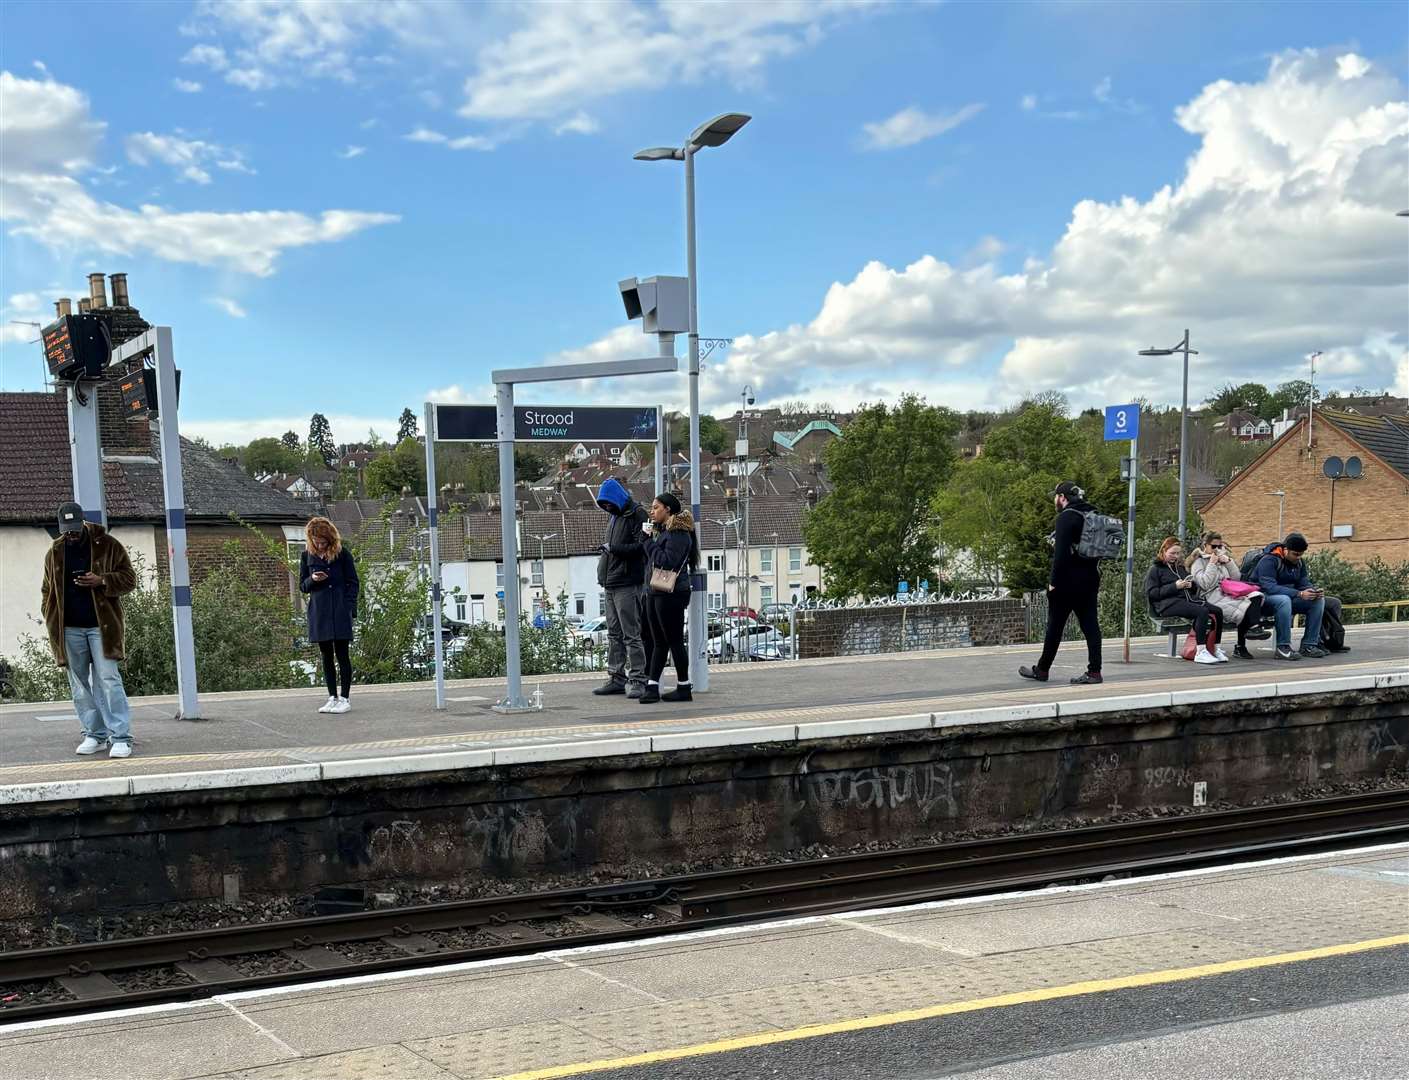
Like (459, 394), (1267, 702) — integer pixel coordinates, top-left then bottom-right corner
(593, 478), (649, 698)
(1252, 532), (1326, 660)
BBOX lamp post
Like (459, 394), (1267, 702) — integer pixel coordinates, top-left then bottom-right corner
(526, 531), (558, 621)
(634, 111), (752, 693)
(770, 530), (780, 612)
(1138, 330), (1199, 543)
(1264, 490), (1286, 539)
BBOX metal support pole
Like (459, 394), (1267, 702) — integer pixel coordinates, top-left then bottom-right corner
(151, 328), (199, 719)
(654, 404), (665, 495)
(424, 401), (445, 710)
(66, 381), (106, 527)
(494, 382), (531, 711)
(685, 146), (709, 691)
(719, 533), (727, 663)
(1177, 329), (1190, 545)
(1123, 434), (1138, 664)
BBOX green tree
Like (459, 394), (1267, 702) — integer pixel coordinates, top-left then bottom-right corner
(242, 436), (302, 477)
(364, 437), (426, 498)
(984, 402), (1080, 475)
(1268, 379), (1320, 417)
(667, 412), (731, 457)
(308, 413), (336, 467)
(397, 408), (419, 443)
(1205, 381), (1272, 417)
(803, 396), (959, 598)
(280, 430), (301, 452)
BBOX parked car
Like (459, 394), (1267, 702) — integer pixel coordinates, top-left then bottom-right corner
(708, 624), (783, 660)
(571, 617), (609, 646)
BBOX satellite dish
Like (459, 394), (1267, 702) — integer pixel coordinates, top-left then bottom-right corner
(1345, 456), (1362, 478)
(1322, 456), (1343, 479)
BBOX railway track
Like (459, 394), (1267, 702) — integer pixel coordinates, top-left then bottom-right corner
(3, 788), (1406, 1025)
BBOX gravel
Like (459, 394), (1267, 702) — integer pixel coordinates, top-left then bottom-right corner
(0, 980), (74, 1010)
(224, 950), (308, 978)
(108, 965), (197, 992)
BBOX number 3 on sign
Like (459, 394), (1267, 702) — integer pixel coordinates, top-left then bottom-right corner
(1104, 403), (1141, 442)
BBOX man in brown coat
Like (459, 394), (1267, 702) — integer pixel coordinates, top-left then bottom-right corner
(41, 502), (139, 758)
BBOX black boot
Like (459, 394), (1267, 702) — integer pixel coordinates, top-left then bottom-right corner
(661, 684), (693, 702)
(1233, 644), (1254, 660)
(638, 684), (661, 704)
(592, 680), (626, 696)
(1018, 665), (1049, 682)
(1070, 671), (1103, 685)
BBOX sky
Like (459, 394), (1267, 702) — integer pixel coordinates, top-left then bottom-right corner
(1, 0), (1406, 448)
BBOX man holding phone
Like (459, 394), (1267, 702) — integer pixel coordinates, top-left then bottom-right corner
(1251, 532), (1327, 660)
(592, 478), (649, 698)
(41, 502), (139, 757)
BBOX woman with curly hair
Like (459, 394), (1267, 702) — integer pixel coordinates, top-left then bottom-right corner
(300, 516), (360, 713)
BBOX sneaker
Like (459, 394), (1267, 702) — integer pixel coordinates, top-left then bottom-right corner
(1299, 644), (1329, 659)
(1233, 644), (1255, 660)
(1275, 645), (1302, 661)
(661, 685), (693, 702)
(1245, 627), (1272, 640)
(626, 685), (645, 700)
(638, 685), (661, 704)
(1194, 647), (1219, 665)
(329, 697), (350, 714)
(75, 736), (105, 755)
(1018, 665), (1049, 682)
(1070, 671), (1103, 685)
(317, 695), (338, 713)
(1214, 647), (1230, 663)
(1327, 644), (1352, 654)
(108, 741), (132, 759)
(592, 681), (627, 696)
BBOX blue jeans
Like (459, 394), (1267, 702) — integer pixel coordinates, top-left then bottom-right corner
(64, 627), (132, 744)
(1263, 593), (1324, 649)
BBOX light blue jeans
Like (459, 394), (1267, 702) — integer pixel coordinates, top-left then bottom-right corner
(64, 627), (132, 744)
(1263, 593), (1324, 650)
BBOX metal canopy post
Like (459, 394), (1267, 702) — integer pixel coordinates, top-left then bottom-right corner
(66, 381), (105, 527)
(490, 354), (678, 713)
(424, 402), (445, 710)
(654, 404), (665, 495)
(1122, 434), (1138, 664)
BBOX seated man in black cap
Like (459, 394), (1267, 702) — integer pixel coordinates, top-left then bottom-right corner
(1251, 532), (1329, 660)
(1020, 481), (1103, 685)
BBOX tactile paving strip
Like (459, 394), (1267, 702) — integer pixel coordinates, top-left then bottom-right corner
(405, 1022), (622, 1079)
(226, 1044), (456, 1079)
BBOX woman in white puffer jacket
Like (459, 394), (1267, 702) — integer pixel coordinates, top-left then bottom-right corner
(1188, 530), (1265, 660)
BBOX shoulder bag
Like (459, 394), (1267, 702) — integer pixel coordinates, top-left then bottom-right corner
(649, 553), (689, 594)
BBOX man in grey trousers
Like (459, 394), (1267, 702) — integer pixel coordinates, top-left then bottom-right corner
(593, 478), (648, 698)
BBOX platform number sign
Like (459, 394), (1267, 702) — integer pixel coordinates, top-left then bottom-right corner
(1104, 404), (1140, 442)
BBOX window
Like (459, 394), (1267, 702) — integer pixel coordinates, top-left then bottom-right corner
(760, 585), (774, 608)
(760, 548), (773, 573)
(574, 593), (586, 616)
(707, 592), (725, 610)
(707, 554), (722, 573)
(789, 547), (802, 572)
(598, 593), (607, 616)
(495, 563), (504, 588)
(455, 597), (466, 622)
(531, 559), (544, 586)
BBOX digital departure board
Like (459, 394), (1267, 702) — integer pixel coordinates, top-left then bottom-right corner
(118, 367), (181, 417)
(42, 314), (110, 381)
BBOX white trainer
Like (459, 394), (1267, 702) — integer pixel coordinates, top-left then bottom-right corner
(108, 741), (132, 759)
(1214, 647), (1230, 662)
(318, 695), (338, 714)
(1194, 646), (1219, 665)
(76, 736), (105, 755)
(329, 697), (350, 714)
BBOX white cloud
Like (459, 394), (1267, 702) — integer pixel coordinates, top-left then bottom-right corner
(860, 103), (985, 150)
(360, 117), (379, 129)
(402, 125), (498, 151)
(1092, 74), (1142, 115)
(182, 413), (403, 446)
(339, 145), (367, 159)
(124, 131), (254, 184)
(172, 78), (204, 93)
(0, 290), (49, 345)
(419, 88), (443, 109)
(554, 112), (600, 136)
(182, 44), (228, 71)
(1092, 76), (1112, 103)
(209, 296), (247, 318)
(1020, 93), (1037, 111)
(543, 49), (1409, 415)
(0, 70), (399, 277)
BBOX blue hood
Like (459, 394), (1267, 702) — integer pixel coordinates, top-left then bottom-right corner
(596, 478), (632, 514)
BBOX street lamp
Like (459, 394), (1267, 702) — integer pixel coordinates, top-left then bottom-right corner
(770, 530), (780, 612)
(1264, 490), (1286, 539)
(526, 531), (558, 619)
(1138, 330), (1199, 543)
(705, 516), (738, 662)
(635, 111), (752, 693)
(1398, 210), (1409, 217)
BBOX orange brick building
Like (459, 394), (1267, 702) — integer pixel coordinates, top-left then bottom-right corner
(1201, 409), (1408, 565)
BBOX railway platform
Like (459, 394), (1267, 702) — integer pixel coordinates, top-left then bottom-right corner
(3, 842), (1405, 1079)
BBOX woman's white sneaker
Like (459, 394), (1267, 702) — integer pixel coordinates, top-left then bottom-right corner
(75, 736), (105, 755)
(318, 695), (338, 714)
(1214, 647), (1230, 662)
(329, 697), (350, 714)
(1194, 646), (1219, 665)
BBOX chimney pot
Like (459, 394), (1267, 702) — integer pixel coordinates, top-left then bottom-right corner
(109, 273), (129, 307)
(78, 297), (92, 313)
(56, 298), (73, 317)
(87, 273), (108, 309)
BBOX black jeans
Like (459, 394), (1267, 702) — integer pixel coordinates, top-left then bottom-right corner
(645, 591), (690, 683)
(1236, 595), (1264, 645)
(1161, 599), (1223, 644)
(1037, 587), (1102, 674)
(318, 639), (352, 698)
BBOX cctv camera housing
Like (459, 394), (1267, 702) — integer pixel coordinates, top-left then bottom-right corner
(618, 275), (690, 335)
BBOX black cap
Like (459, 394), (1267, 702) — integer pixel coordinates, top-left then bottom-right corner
(1283, 532), (1309, 552)
(57, 502), (85, 533)
(655, 492), (682, 516)
(1053, 481), (1084, 499)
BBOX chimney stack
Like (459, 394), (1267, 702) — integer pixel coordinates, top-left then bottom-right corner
(87, 273), (107, 310)
(109, 273), (129, 307)
(78, 297), (92, 313)
(55, 298), (73, 317)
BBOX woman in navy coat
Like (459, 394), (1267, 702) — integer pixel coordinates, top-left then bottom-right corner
(300, 516), (359, 714)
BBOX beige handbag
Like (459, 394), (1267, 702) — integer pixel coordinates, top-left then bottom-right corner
(649, 555), (689, 594)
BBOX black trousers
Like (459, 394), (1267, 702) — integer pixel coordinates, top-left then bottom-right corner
(645, 591), (690, 683)
(1162, 599), (1223, 644)
(1037, 587), (1102, 674)
(1236, 595), (1264, 644)
(318, 639), (352, 698)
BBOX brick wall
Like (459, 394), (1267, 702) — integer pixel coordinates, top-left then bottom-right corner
(795, 598), (1025, 659)
(1202, 421), (1409, 565)
(97, 303), (155, 456)
(154, 524), (294, 600)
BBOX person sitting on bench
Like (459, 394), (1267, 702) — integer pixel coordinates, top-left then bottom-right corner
(1145, 537), (1226, 664)
(1188, 531), (1264, 660)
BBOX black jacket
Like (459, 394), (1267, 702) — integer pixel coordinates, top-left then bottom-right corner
(1144, 559), (1195, 617)
(301, 548), (359, 642)
(1049, 498), (1101, 593)
(597, 502), (649, 589)
(644, 511), (697, 595)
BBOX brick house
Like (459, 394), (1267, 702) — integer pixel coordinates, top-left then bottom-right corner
(1200, 408), (1409, 565)
(0, 275), (311, 661)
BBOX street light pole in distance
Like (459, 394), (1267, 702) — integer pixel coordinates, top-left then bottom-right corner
(1138, 330), (1199, 544)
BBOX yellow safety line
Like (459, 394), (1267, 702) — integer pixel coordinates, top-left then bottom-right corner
(490, 933), (1409, 1080)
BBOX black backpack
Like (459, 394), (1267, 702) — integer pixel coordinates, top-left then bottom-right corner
(1073, 510), (1125, 560)
(1238, 547), (1269, 584)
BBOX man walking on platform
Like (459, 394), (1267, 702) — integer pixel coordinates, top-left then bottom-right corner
(1021, 481), (1104, 685)
(41, 502), (139, 758)
(593, 478), (649, 698)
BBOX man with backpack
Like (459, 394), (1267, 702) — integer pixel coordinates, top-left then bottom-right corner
(1020, 481), (1113, 685)
(1250, 533), (1331, 660)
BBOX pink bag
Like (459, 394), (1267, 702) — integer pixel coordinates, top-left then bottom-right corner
(1220, 579), (1258, 598)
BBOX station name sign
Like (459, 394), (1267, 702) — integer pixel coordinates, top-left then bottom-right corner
(434, 404), (658, 443)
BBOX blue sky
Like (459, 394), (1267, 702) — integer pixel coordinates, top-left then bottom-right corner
(2, 1), (1405, 447)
